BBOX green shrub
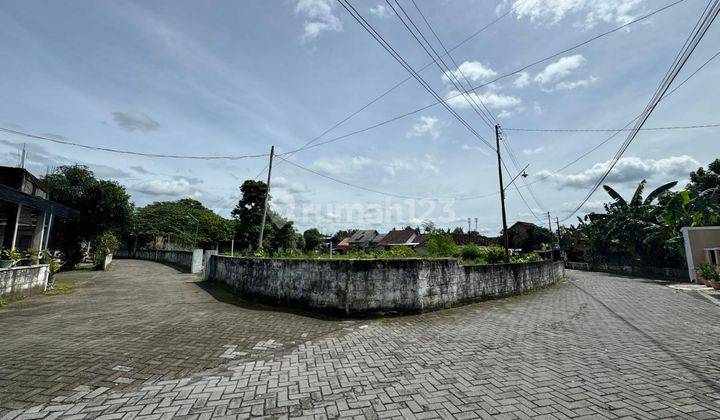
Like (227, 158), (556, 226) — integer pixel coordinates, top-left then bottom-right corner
(424, 233), (458, 257)
(378, 246), (416, 259)
(698, 264), (720, 281)
(479, 246), (506, 264)
(460, 244), (482, 261)
(512, 252), (542, 264)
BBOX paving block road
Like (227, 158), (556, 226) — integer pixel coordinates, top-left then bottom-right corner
(2, 259), (720, 419)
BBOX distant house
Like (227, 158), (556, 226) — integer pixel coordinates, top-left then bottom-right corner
(451, 231), (500, 247)
(506, 221), (552, 253)
(378, 228), (418, 250)
(347, 230), (378, 250)
(335, 237), (350, 253)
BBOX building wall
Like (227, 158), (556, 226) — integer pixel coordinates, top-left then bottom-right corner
(205, 257), (564, 315)
(0, 264), (49, 298)
(682, 227), (720, 282)
(565, 261), (689, 281)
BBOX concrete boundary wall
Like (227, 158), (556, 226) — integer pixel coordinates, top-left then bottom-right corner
(205, 256), (564, 315)
(0, 264), (50, 298)
(115, 249), (203, 273)
(565, 261), (689, 281)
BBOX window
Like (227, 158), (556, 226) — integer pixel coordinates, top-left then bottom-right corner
(710, 249), (719, 266)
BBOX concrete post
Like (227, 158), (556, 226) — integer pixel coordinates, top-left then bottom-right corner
(42, 212), (54, 250)
(10, 204), (22, 250)
(203, 250), (218, 280)
(190, 249), (203, 274)
(32, 210), (46, 250)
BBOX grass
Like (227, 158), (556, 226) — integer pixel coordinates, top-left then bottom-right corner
(0, 295), (25, 307)
(43, 279), (78, 296)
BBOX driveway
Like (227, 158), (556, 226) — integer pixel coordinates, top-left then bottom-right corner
(2, 262), (720, 419)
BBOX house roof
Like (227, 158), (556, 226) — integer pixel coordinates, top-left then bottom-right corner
(336, 237), (350, 249)
(379, 229), (416, 246)
(348, 229), (378, 244)
(508, 221), (538, 231)
(371, 233), (386, 244)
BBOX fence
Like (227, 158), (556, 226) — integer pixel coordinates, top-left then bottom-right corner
(205, 256), (565, 315)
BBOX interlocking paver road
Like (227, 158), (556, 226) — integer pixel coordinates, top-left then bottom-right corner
(2, 260), (720, 419)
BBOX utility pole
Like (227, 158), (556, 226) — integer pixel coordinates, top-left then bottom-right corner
(258, 145), (274, 250)
(467, 217), (471, 234)
(474, 217), (478, 233)
(495, 124), (510, 263)
(547, 212), (554, 261)
(556, 217), (563, 261)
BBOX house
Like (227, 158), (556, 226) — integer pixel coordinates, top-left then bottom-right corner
(450, 231), (500, 247)
(0, 166), (79, 251)
(346, 229), (379, 250)
(378, 228), (418, 249)
(335, 237), (350, 253)
(682, 226), (720, 283)
(506, 221), (552, 253)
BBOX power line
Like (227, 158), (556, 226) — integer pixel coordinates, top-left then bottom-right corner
(505, 123), (720, 133)
(561, 0), (720, 221)
(338, 0), (495, 152)
(256, 4), (511, 178)
(276, 156), (495, 201)
(0, 127), (270, 160)
(518, 44), (720, 189)
(278, 0), (686, 156)
(388, 0), (496, 129)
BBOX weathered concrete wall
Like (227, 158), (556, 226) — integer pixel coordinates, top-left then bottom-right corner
(206, 256), (564, 315)
(565, 261), (689, 281)
(0, 264), (50, 298)
(115, 249), (203, 273)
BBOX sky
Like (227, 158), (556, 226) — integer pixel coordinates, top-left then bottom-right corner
(1, 0), (718, 235)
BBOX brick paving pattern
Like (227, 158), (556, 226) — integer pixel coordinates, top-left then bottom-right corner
(2, 260), (720, 419)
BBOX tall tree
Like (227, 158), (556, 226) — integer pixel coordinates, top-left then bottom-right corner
(131, 199), (233, 250)
(44, 165), (132, 266)
(231, 180), (299, 253)
(303, 228), (324, 252)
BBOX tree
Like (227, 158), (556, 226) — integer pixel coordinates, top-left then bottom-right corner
(687, 158), (720, 202)
(44, 165), (132, 266)
(507, 224), (553, 253)
(303, 228), (324, 252)
(332, 229), (356, 244)
(231, 180), (299, 254)
(131, 199), (233, 250)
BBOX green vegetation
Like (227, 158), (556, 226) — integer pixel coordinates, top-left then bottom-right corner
(126, 198), (233, 250)
(698, 264), (720, 282)
(561, 159), (720, 268)
(44, 165), (133, 268)
(43, 279), (77, 296)
(93, 232), (119, 268)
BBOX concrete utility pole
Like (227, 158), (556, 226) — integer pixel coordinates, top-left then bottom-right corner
(556, 217), (563, 260)
(495, 124), (510, 263)
(258, 145), (274, 250)
(467, 217), (471, 233)
(547, 212), (554, 261)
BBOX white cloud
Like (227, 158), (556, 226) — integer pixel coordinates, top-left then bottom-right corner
(132, 178), (197, 196)
(369, 4), (390, 18)
(533, 102), (543, 115)
(442, 61), (498, 84)
(537, 155), (700, 189)
(523, 146), (545, 155)
(498, 110), (513, 119)
(514, 71), (530, 88)
(554, 76), (598, 90)
(534, 54), (586, 85)
(406, 115), (441, 139)
(462, 143), (490, 155)
(382, 155), (439, 177)
(295, 0), (342, 41)
(313, 155), (372, 176)
(510, 0), (645, 28)
(446, 90), (522, 110)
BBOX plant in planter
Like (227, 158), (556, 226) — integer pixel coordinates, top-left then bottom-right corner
(1, 249), (22, 268)
(26, 248), (40, 265)
(697, 264), (720, 289)
(47, 259), (62, 290)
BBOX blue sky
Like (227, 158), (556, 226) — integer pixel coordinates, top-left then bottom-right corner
(1, 0), (718, 234)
